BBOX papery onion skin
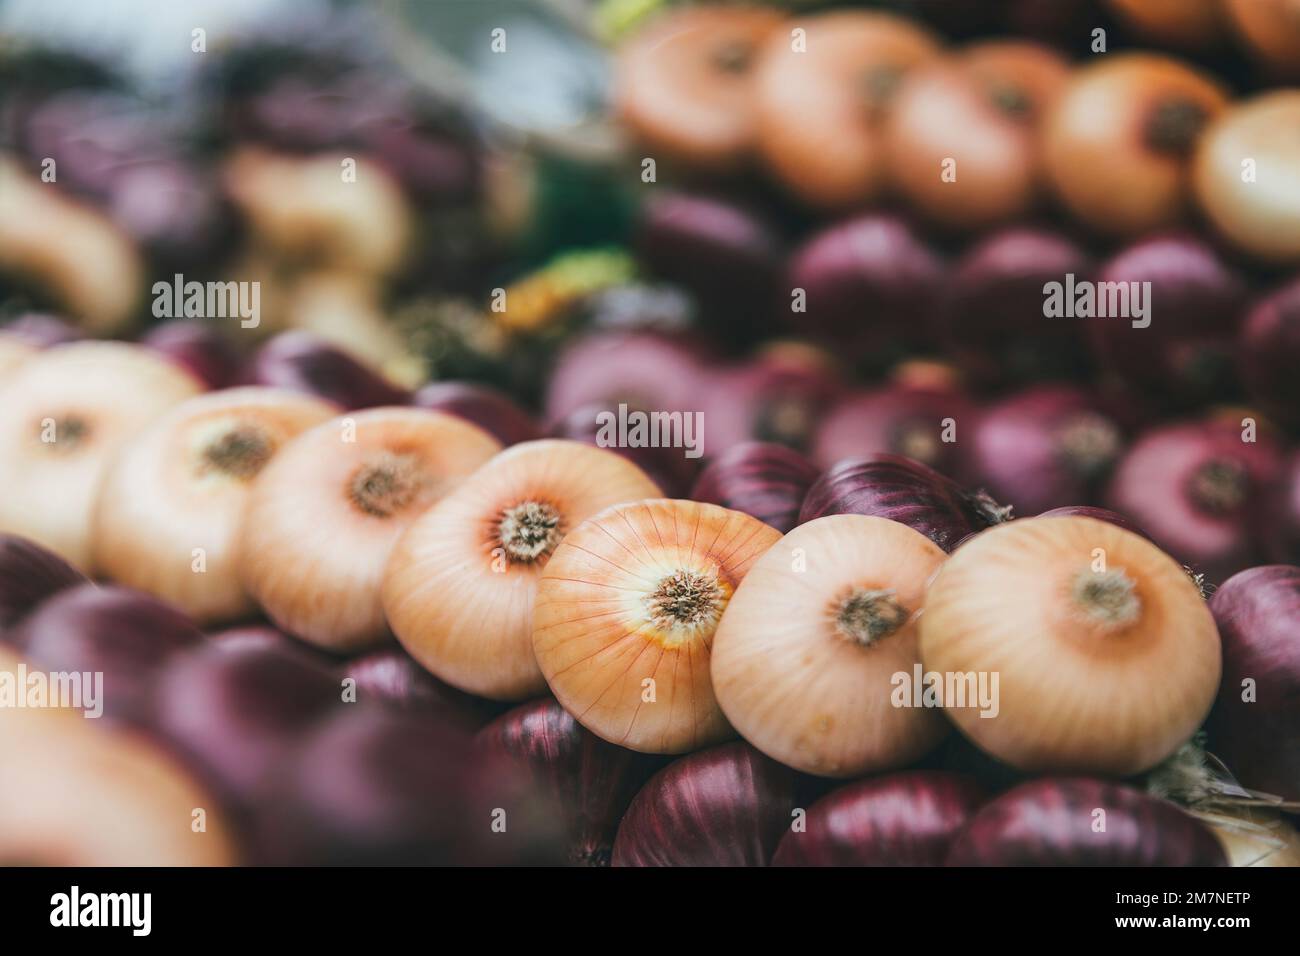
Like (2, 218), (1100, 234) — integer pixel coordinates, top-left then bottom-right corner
(1106, 420), (1283, 582)
(612, 742), (805, 867)
(1205, 808), (1300, 867)
(411, 381), (541, 447)
(14, 584), (203, 724)
(963, 385), (1125, 515)
(0, 534), (88, 632)
(91, 387), (335, 625)
(772, 772), (985, 866)
(813, 384), (974, 477)
(1239, 277), (1300, 428)
(946, 778), (1227, 866)
(248, 331), (410, 409)
(238, 407), (501, 652)
(252, 708), (565, 866)
(148, 638), (342, 812)
(921, 516), (1221, 776)
(479, 698), (665, 866)
(799, 454), (1009, 553)
(0, 341), (203, 569)
(533, 499), (781, 754)
(343, 648), (505, 728)
(383, 440), (661, 700)
(1088, 235), (1249, 405)
(1208, 565), (1300, 802)
(141, 318), (243, 390)
(1038, 506), (1152, 542)
(713, 515), (950, 777)
(690, 442), (819, 533)
(784, 215), (945, 358)
(937, 227), (1092, 388)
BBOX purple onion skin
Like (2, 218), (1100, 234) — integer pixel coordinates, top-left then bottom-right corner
(549, 403), (698, 498)
(1088, 235), (1249, 406)
(1106, 420), (1283, 584)
(773, 772), (986, 867)
(14, 584), (202, 723)
(412, 381), (541, 447)
(141, 319), (242, 390)
(691, 442), (819, 533)
(635, 191), (784, 340)
(937, 228), (1092, 388)
(148, 639), (342, 811)
(1038, 506), (1152, 542)
(1263, 450), (1300, 564)
(963, 386), (1125, 515)
(612, 742), (810, 867)
(1239, 277), (1300, 428)
(1, 313), (81, 349)
(479, 699), (665, 866)
(799, 454), (1010, 552)
(0, 534), (88, 633)
(1208, 566), (1300, 802)
(247, 331), (410, 409)
(252, 708), (565, 865)
(946, 778), (1227, 866)
(344, 648), (505, 729)
(813, 384), (974, 478)
(786, 215), (945, 359)
(543, 331), (708, 424)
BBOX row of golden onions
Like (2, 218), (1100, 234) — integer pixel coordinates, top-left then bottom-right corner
(0, 339), (1220, 781)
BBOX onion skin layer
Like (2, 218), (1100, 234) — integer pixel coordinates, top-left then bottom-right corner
(773, 772), (985, 866)
(534, 499), (781, 754)
(689, 442), (819, 533)
(946, 778), (1227, 866)
(479, 698), (665, 867)
(612, 742), (804, 867)
(0, 534), (88, 632)
(1208, 565), (1300, 802)
(920, 516), (1221, 776)
(799, 454), (1008, 552)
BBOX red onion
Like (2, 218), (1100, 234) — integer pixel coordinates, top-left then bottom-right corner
(1208, 565), (1300, 802)
(937, 227), (1092, 387)
(1106, 420), (1283, 582)
(479, 698), (664, 866)
(785, 214), (945, 359)
(1262, 450), (1300, 564)
(799, 454), (1011, 552)
(946, 778), (1227, 866)
(0, 534), (88, 633)
(253, 708), (565, 865)
(149, 638), (341, 810)
(690, 442), (819, 533)
(1, 312), (81, 349)
(813, 382), (974, 476)
(772, 772), (985, 866)
(543, 331), (708, 423)
(344, 648), (505, 728)
(1038, 506), (1152, 541)
(140, 318), (242, 390)
(14, 584), (202, 723)
(635, 191), (784, 340)
(612, 742), (809, 867)
(1089, 235), (1249, 405)
(248, 331), (410, 409)
(549, 403), (698, 497)
(1239, 277), (1300, 427)
(963, 385), (1125, 515)
(411, 381), (541, 447)
(699, 343), (844, 454)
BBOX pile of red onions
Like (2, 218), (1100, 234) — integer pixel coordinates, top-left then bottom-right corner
(690, 442), (819, 533)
